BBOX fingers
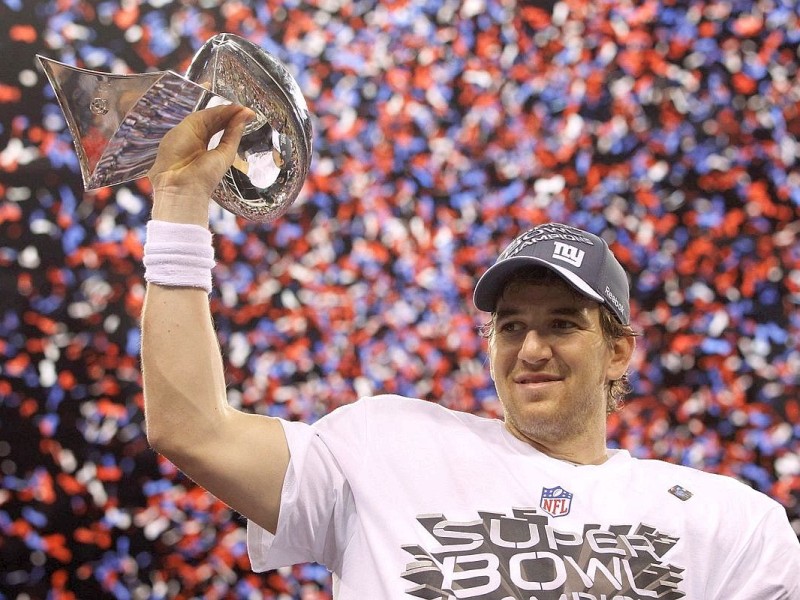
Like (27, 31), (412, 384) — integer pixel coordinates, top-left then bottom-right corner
(209, 106), (254, 161)
(188, 104), (254, 146)
(150, 104), (253, 177)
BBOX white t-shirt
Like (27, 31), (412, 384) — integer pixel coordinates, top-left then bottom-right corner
(247, 395), (800, 599)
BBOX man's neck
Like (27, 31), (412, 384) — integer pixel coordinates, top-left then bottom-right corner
(505, 424), (609, 466)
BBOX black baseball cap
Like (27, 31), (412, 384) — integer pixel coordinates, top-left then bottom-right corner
(473, 223), (630, 324)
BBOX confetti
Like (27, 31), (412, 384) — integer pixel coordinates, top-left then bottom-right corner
(1, 0), (798, 597)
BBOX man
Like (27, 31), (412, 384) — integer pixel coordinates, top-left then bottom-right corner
(141, 105), (800, 599)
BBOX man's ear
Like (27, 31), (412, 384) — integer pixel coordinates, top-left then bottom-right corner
(486, 325), (496, 382)
(607, 334), (635, 381)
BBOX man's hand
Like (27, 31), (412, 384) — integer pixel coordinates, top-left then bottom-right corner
(148, 104), (254, 226)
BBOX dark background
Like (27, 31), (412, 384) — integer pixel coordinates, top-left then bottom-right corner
(1, 0), (799, 598)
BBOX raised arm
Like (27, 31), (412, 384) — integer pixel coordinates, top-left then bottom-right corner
(141, 105), (289, 533)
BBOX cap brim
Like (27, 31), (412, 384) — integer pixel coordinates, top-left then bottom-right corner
(473, 256), (604, 312)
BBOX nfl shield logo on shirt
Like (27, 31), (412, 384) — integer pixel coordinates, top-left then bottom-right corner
(540, 486), (573, 517)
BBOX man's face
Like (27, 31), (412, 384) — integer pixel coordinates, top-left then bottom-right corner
(488, 277), (633, 450)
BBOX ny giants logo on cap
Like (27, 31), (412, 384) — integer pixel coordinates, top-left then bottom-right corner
(551, 242), (585, 268)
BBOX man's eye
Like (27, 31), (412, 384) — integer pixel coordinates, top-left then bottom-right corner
(552, 320), (577, 329)
(499, 321), (523, 333)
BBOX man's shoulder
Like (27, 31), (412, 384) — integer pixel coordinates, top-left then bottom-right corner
(628, 454), (779, 509)
(341, 394), (490, 422)
(311, 395), (505, 468)
(318, 394), (498, 435)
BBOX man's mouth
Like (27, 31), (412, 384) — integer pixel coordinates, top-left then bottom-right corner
(514, 374), (562, 385)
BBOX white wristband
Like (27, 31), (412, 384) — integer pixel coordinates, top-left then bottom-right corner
(143, 220), (215, 293)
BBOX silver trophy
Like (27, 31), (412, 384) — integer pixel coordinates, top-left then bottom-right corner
(38, 33), (313, 223)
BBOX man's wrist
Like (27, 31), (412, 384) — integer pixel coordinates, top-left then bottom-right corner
(151, 190), (211, 227)
(143, 220), (215, 293)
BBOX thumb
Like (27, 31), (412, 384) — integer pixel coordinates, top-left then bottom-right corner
(206, 105), (255, 165)
(188, 103), (253, 143)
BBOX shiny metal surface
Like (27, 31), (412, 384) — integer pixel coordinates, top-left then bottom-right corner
(38, 33), (312, 223)
(187, 34), (313, 223)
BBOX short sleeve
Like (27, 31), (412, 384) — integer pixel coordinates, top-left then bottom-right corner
(247, 419), (355, 573)
(712, 502), (800, 598)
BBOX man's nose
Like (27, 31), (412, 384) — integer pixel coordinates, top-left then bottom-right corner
(518, 329), (552, 365)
